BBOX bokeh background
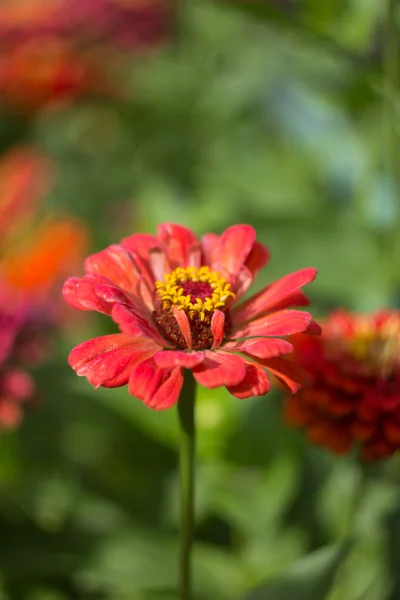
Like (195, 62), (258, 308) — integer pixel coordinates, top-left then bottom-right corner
(1, 1), (400, 599)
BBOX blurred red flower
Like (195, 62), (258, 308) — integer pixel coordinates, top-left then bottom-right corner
(284, 310), (400, 461)
(0, 0), (171, 112)
(0, 38), (112, 113)
(0, 147), (88, 428)
(63, 223), (319, 409)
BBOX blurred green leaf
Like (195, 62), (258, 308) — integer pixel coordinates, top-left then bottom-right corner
(241, 543), (350, 600)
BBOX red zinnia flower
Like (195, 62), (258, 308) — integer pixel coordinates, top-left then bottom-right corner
(63, 223), (319, 409)
(284, 310), (400, 461)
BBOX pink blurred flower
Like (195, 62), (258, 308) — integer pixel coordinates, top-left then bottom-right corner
(0, 284), (36, 429)
(0, 0), (171, 49)
(63, 223), (320, 410)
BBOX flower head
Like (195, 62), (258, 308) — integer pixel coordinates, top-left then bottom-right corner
(284, 310), (400, 461)
(63, 223), (319, 409)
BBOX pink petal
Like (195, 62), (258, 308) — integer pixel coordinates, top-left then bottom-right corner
(148, 248), (172, 282)
(3, 369), (35, 401)
(192, 350), (246, 388)
(232, 266), (253, 301)
(94, 283), (136, 311)
(62, 275), (113, 314)
(128, 357), (183, 409)
(211, 310), (225, 349)
(233, 268), (317, 324)
(260, 356), (307, 394)
(153, 350), (205, 368)
(120, 233), (159, 257)
(217, 225), (256, 279)
(201, 233), (220, 267)
(172, 306), (192, 349)
(84, 245), (138, 293)
(227, 361), (270, 399)
(232, 309), (313, 338)
(187, 243), (202, 268)
(136, 277), (155, 312)
(225, 338), (294, 359)
(244, 240), (270, 278)
(157, 223), (198, 267)
(69, 334), (157, 388)
(111, 304), (169, 347)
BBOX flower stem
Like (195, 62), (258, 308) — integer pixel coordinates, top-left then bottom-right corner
(384, 0), (399, 194)
(177, 371), (196, 600)
(382, 0), (400, 288)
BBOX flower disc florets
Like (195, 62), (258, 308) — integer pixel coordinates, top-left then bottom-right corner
(153, 266), (235, 350)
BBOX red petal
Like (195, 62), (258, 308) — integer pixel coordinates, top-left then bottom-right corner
(217, 225), (256, 279)
(128, 357), (183, 409)
(172, 306), (192, 349)
(120, 233), (159, 257)
(233, 266), (253, 301)
(111, 304), (168, 346)
(233, 268), (317, 324)
(211, 310), (225, 349)
(69, 334), (157, 388)
(62, 275), (112, 314)
(305, 320), (322, 335)
(227, 361), (270, 399)
(244, 240), (270, 278)
(188, 243), (202, 268)
(201, 233), (220, 267)
(84, 245), (138, 293)
(260, 357), (307, 394)
(153, 350), (205, 368)
(225, 338), (294, 359)
(157, 223), (198, 267)
(269, 290), (310, 311)
(149, 248), (171, 281)
(136, 277), (154, 312)
(94, 283), (136, 310)
(192, 351), (246, 388)
(233, 309), (313, 338)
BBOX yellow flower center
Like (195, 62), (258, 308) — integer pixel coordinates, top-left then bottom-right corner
(155, 266), (235, 321)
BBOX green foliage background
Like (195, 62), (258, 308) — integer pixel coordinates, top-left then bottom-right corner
(1, 1), (400, 599)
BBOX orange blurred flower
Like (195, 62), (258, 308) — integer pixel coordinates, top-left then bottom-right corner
(0, 146), (53, 239)
(285, 310), (400, 462)
(0, 146), (88, 297)
(0, 38), (111, 113)
(0, 146), (88, 429)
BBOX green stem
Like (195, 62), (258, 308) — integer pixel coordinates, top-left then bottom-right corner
(379, 0), (399, 291)
(384, 0), (399, 195)
(341, 460), (367, 541)
(177, 371), (196, 600)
